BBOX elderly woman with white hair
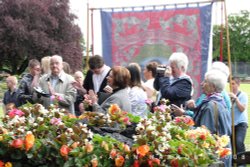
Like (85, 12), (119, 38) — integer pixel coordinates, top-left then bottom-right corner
(173, 69), (232, 166)
(154, 52), (193, 107)
(185, 61), (231, 113)
(193, 69), (232, 166)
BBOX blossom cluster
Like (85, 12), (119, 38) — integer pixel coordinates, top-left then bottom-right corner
(0, 103), (231, 167)
(132, 105), (231, 166)
(79, 104), (133, 129)
(0, 103), (93, 166)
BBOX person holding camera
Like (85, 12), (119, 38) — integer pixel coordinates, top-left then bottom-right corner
(154, 52), (193, 107)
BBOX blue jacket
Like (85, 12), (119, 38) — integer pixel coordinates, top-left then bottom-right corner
(193, 93), (232, 166)
(193, 93), (231, 136)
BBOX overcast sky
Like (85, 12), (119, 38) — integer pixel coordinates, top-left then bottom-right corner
(70, 0), (249, 55)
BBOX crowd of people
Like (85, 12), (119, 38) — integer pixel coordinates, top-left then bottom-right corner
(1, 52), (248, 166)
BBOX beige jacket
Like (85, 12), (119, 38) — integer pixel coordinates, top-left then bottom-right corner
(35, 71), (76, 114)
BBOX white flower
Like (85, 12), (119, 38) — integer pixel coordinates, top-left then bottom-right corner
(135, 122), (145, 132)
(145, 120), (152, 126)
(39, 107), (49, 115)
(28, 117), (35, 124)
(151, 130), (159, 136)
(66, 128), (73, 133)
(146, 125), (155, 131)
(17, 128), (25, 133)
(158, 143), (170, 152)
(37, 117), (44, 122)
(165, 133), (172, 140)
(33, 123), (38, 127)
(87, 130), (93, 139)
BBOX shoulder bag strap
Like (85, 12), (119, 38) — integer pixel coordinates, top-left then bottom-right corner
(213, 101), (219, 135)
(236, 91), (241, 97)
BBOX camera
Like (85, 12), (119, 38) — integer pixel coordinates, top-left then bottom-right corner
(156, 65), (167, 75)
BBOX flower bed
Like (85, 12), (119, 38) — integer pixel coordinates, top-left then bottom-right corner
(0, 103), (230, 167)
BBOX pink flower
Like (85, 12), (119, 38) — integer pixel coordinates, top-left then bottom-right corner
(57, 95), (63, 101)
(50, 95), (56, 101)
(51, 95), (62, 101)
(50, 118), (62, 125)
(175, 117), (181, 123)
(153, 105), (167, 112)
(123, 117), (131, 125)
(145, 99), (153, 105)
(8, 109), (25, 118)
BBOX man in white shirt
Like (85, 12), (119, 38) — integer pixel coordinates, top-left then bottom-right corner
(83, 55), (111, 94)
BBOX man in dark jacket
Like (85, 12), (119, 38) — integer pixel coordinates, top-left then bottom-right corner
(18, 59), (41, 104)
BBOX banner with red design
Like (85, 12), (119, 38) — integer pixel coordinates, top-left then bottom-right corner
(101, 4), (212, 98)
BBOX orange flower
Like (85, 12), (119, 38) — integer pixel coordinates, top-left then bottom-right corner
(60, 145), (71, 157)
(185, 118), (195, 126)
(115, 155), (124, 167)
(136, 145), (150, 157)
(123, 144), (130, 153)
(4, 162), (12, 167)
(71, 142), (79, 149)
(199, 134), (206, 140)
(152, 158), (160, 165)
(218, 148), (231, 158)
(86, 143), (94, 153)
(10, 138), (24, 149)
(24, 133), (35, 151)
(110, 149), (117, 159)
(108, 104), (120, 115)
(91, 158), (98, 167)
(68, 113), (76, 119)
(0, 161), (4, 167)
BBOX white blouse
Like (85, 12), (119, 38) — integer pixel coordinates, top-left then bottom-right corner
(128, 86), (148, 118)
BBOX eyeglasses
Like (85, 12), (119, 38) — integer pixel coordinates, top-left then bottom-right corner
(34, 68), (41, 71)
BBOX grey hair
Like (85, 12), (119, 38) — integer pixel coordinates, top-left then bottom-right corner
(205, 69), (227, 92)
(169, 52), (189, 73)
(74, 71), (84, 78)
(51, 55), (63, 63)
(211, 61), (229, 78)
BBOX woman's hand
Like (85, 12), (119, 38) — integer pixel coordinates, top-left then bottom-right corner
(85, 90), (98, 105)
(72, 81), (87, 95)
(103, 85), (113, 93)
(186, 99), (196, 109)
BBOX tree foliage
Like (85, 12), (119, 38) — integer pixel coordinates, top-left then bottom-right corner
(213, 10), (250, 62)
(0, 0), (83, 75)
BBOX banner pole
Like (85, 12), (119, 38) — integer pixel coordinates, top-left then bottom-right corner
(91, 9), (94, 56)
(90, 0), (222, 11)
(223, 0), (236, 165)
(86, 1), (90, 70)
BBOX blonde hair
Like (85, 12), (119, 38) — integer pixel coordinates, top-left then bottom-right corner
(41, 56), (51, 74)
(6, 76), (18, 85)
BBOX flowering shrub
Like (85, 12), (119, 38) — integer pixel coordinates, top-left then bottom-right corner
(132, 105), (231, 166)
(0, 103), (93, 166)
(0, 103), (230, 166)
(79, 104), (140, 129)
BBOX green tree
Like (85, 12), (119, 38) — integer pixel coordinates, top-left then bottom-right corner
(0, 0), (83, 75)
(213, 10), (250, 62)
